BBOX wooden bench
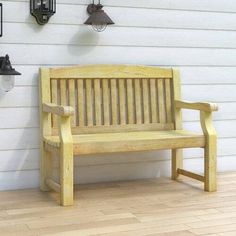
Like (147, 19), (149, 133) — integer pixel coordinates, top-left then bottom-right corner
(39, 65), (218, 206)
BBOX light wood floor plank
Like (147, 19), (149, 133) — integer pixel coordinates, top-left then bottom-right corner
(0, 172), (235, 235)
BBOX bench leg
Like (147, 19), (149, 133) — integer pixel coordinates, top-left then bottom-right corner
(60, 143), (74, 206)
(204, 136), (217, 192)
(40, 145), (52, 191)
(171, 149), (183, 180)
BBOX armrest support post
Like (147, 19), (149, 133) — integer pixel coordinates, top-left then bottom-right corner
(58, 115), (74, 206)
(200, 111), (217, 192)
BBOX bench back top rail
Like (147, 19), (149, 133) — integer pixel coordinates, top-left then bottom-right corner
(40, 65), (180, 134)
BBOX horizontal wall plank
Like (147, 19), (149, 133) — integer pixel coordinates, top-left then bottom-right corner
(2, 0), (236, 13)
(3, 23), (236, 50)
(0, 108), (39, 128)
(0, 149), (39, 172)
(3, 44), (236, 67)
(3, 2), (236, 31)
(182, 85), (236, 102)
(0, 87), (38, 107)
(0, 155), (235, 190)
(180, 67), (236, 84)
(182, 103), (236, 121)
(0, 128), (39, 150)
(183, 120), (236, 138)
(10, 65), (236, 86)
(0, 170), (39, 190)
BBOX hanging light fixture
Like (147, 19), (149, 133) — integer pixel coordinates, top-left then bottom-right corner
(84, 0), (114, 32)
(30, 0), (56, 25)
(0, 55), (21, 92)
(0, 3), (2, 37)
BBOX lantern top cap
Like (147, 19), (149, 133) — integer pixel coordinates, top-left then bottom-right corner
(0, 54), (21, 76)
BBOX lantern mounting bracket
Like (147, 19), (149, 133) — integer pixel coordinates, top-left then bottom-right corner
(87, 3), (103, 15)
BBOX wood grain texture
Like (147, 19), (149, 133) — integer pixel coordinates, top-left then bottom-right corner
(40, 65), (218, 206)
(171, 69), (183, 180)
(201, 111), (217, 192)
(44, 130), (205, 155)
(0, 172), (234, 236)
(39, 68), (52, 192)
(50, 65), (172, 79)
(43, 103), (74, 117)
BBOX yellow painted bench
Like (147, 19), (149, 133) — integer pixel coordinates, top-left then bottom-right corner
(39, 65), (218, 206)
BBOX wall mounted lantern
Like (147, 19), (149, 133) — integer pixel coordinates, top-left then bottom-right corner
(84, 0), (114, 32)
(0, 55), (21, 92)
(0, 3), (2, 37)
(30, 0), (56, 25)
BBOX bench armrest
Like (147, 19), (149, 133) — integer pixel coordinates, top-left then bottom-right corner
(43, 103), (74, 117)
(175, 100), (218, 112)
(175, 100), (217, 138)
(43, 103), (73, 149)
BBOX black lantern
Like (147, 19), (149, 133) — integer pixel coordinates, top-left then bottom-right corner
(30, 0), (56, 25)
(84, 0), (114, 32)
(0, 3), (2, 37)
(0, 55), (21, 92)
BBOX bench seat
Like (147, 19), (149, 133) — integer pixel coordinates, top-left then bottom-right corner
(44, 130), (205, 155)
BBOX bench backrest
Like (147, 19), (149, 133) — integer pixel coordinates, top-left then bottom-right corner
(40, 65), (181, 134)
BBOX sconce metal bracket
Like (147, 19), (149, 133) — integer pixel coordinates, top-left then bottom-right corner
(31, 10), (55, 25)
(87, 4), (100, 15)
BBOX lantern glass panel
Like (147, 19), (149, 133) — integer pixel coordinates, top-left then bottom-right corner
(0, 75), (15, 92)
(92, 23), (107, 32)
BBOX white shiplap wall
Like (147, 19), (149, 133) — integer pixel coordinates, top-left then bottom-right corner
(0, 0), (236, 190)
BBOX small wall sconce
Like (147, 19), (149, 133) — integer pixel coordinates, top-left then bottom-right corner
(84, 0), (114, 32)
(30, 0), (56, 25)
(0, 55), (21, 92)
(0, 3), (2, 37)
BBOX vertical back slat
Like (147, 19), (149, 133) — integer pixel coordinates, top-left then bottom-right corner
(103, 79), (110, 125)
(135, 79), (142, 124)
(142, 79), (150, 124)
(68, 79), (76, 126)
(157, 79), (166, 123)
(86, 79), (93, 126)
(77, 79), (85, 127)
(127, 79), (134, 124)
(150, 79), (157, 123)
(94, 79), (102, 126)
(60, 80), (67, 106)
(51, 79), (58, 128)
(165, 79), (172, 123)
(119, 79), (126, 125)
(111, 79), (118, 125)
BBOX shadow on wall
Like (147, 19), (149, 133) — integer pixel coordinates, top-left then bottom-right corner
(68, 28), (99, 56)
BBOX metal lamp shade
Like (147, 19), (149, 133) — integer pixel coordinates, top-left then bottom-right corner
(0, 55), (21, 76)
(84, 7), (114, 32)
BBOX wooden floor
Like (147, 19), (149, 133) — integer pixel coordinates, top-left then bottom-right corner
(1, 172), (236, 236)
